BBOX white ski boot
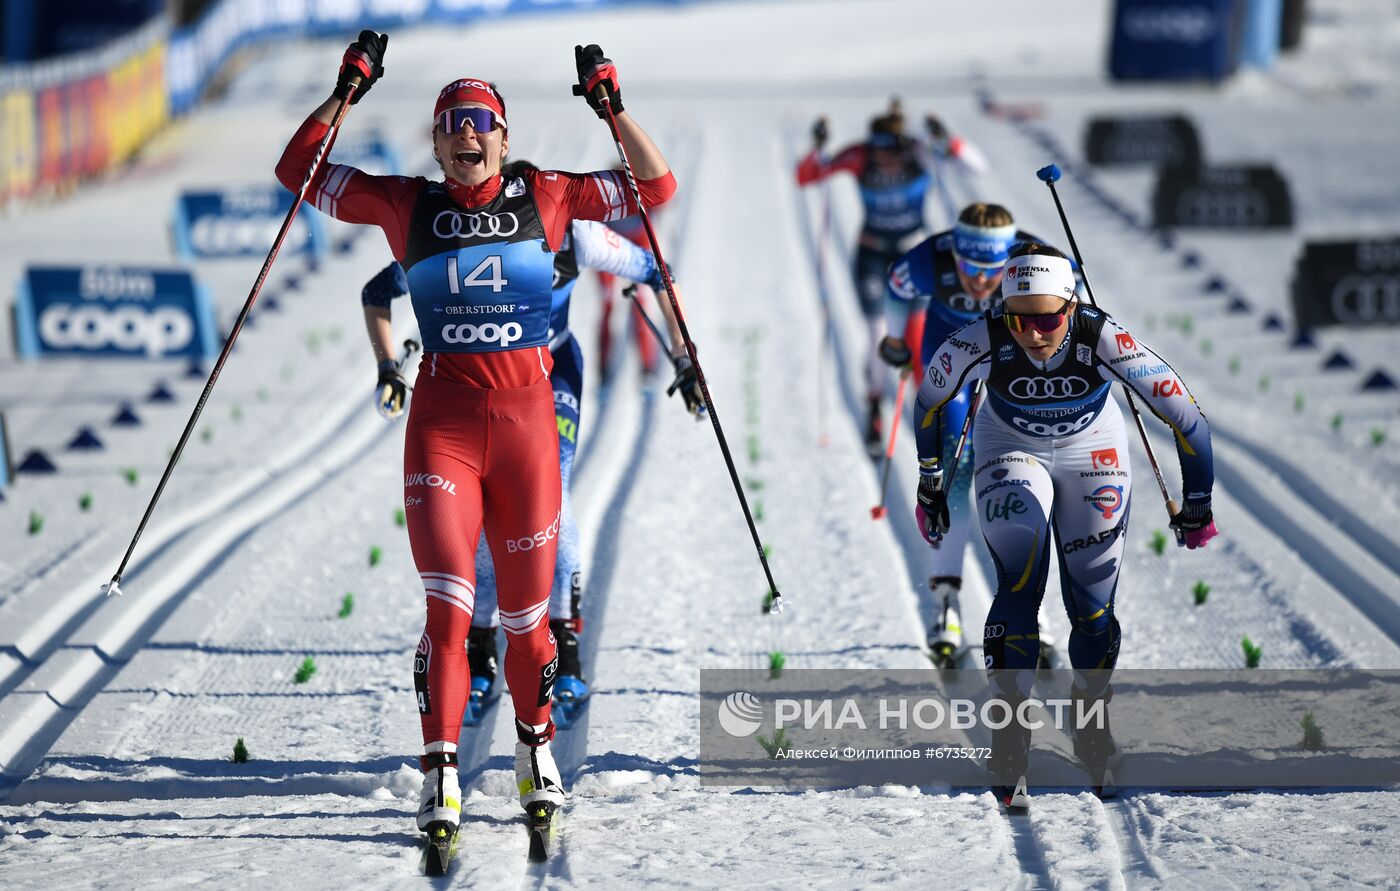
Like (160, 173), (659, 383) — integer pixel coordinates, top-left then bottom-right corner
(417, 743), (462, 833)
(515, 738), (566, 812)
(927, 577), (964, 669)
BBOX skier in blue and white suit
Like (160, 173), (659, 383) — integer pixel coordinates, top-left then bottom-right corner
(877, 202), (1057, 665)
(910, 242), (1217, 796)
(363, 160), (701, 716)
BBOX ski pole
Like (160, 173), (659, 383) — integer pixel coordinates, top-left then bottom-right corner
(1035, 163), (1179, 527)
(814, 160), (834, 449)
(397, 337), (421, 374)
(943, 380), (984, 497)
(586, 86), (785, 612)
(621, 284), (673, 355)
(102, 80), (363, 598)
(870, 368), (911, 520)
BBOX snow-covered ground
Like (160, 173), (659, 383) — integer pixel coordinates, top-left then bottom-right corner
(2, 0), (1399, 886)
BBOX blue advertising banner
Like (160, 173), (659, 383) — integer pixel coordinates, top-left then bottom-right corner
(1109, 0), (1244, 82)
(14, 265), (219, 360)
(329, 132), (402, 176)
(173, 185), (327, 260)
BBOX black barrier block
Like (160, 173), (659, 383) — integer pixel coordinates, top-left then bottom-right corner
(1204, 277), (1227, 293)
(1290, 329), (1316, 349)
(1153, 165), (1293, 229)
(1227, 297), (1251, 314)
(66, 427), (104, 451)
(112, 403), (142, 426)
(186, 361), (206, 379)
(1360, 370), (1397, 392)
(283, 274), (302, 291)
(1323, 351), (1355, 371)
(147, 381), (176, 403)
(1290, 237), (1400, 330)
(18, 450), (58, 473)
(1085, 114), (1203, 170)
(1262, 314), (1285, 331)
(1281, 0), (1306, 51)
(261, 295), (281, 312)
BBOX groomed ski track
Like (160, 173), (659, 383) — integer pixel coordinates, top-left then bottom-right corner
(3, 2), (1400, 888)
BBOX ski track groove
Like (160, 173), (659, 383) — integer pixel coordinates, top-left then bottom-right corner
(521, 128), (700, 886)
(0, 394), (396, 797)
(784, 126), (1061, 890)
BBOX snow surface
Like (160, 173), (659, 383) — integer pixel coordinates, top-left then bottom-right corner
(3, 0), (1400, 887)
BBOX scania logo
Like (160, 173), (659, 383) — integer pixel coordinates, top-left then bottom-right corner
(441, 321), (523, 346)
(1008, 376), (1090, 400)
(432, 210), (520, 239)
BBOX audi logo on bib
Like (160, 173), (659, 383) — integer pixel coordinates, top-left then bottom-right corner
(441, 321), (524, 346)
(433, 210), (520, 239)
(1008, 376), (1090, 400)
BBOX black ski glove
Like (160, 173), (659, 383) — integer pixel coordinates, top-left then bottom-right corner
(667, 352), (706, 418)
(646, 260), (675, 293)
(1169, 498), (1218, 550)
(915, 468), (949, 545)
(925, 114), (950, 150)
(335, 31), (388, 104)
(812, 116), (829, 149)
(375, 359), (407, 420)
(572, 44), (622, 118)
(878, 336), (912, 368)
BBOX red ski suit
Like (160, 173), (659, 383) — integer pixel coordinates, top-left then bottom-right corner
(277, 116), (675, 744)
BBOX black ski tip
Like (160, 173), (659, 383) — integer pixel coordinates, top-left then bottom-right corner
(528, 827), (549, 863)
(421, 824), (458, 876)
(526, 802), (559, 863)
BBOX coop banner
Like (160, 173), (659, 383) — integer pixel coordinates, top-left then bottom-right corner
(174, 186), (327, 260)
(14, 265), (218, 360)
(699, 669), (1400, 789)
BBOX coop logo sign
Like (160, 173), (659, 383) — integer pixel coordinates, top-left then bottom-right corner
(174, 187), (326, 260)
(441, 321), (524, 346)
(1121, 6), (1215, 43)
(433, 210), (519, 239)
(14, 266), (219, 361)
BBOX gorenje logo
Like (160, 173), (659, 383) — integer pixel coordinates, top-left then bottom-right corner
(441, 322), (523, 346)
(505, 511), (562, 553)
(717, 691), (764, 738)
(405, 473), (457, 495)
(433, 210), (520, 239)
(39, 305), (194, 357)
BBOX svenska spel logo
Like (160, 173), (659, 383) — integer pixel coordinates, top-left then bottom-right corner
(717, 691), (764, 738)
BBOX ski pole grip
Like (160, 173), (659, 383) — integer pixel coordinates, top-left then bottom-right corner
(1036, 164), (1062, 183)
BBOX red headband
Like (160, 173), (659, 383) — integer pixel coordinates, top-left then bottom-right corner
(433, 78), (507, 127)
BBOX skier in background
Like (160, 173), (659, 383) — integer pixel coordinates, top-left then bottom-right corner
(278, 33), (676, 848)
(366, 160), (702, 728)
(878, 202), (1062, 668)
(796, 98), (985, 455)
(912, 242), (1217, 807)
(594, 177), (667, 383)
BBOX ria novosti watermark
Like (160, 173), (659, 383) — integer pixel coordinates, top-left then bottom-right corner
(700, 669), (1400, 790)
